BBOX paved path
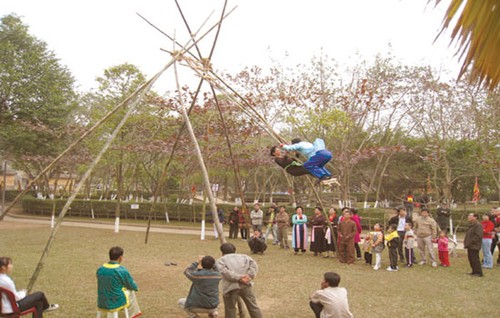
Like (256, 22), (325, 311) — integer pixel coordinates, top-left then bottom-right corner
(3, 214), (213, 237)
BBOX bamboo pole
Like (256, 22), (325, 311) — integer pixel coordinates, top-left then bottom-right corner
(1, 161), (6, 215)
(175, 0), (249, 215)
(0, 91), (139, 220)
(140, 8), (285, 142)
(157, 7), (337, 243)
(26, 32), (198, 289)
(178, 56), (283, 143)
(147, 10), (333, 234)
(211, 87), (249, 212)
(26, 72), (159, 291)
(173, 53), (226, 244)
(144, 77), (203, 244)
(138, 10), (285, 143)
(144, 4), (231, 243)
(185, 55), (337, 240)
(141, 3), (338, 248)
(0, 7), (236, 222)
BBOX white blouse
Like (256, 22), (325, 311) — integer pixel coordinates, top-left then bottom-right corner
(0, 273), (26, 314)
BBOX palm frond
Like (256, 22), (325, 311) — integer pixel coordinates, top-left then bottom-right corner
(434, 0), (500, 90)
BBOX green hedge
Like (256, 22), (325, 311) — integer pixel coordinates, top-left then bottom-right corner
(20, 197), (388, 229)
(21, 196), (206, 222)
(2, 190), (23, 201)
(20, 197), (321, 223)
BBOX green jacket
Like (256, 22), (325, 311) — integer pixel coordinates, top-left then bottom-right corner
(184, 262), (222, 309)
(97, 262), (138, 311)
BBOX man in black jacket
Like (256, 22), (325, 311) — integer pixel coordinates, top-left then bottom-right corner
(388, 207), (413, 263)
(464, 213), (484, 277)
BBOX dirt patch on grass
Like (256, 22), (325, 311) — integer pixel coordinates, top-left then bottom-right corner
(256, 297), (278, 312)
(0, 219), (45, 230)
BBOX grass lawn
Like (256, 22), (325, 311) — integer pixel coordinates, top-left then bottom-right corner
(0, 220), (497, 317)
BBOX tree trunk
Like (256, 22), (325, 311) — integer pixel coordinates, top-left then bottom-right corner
(363, 155), (385, 204)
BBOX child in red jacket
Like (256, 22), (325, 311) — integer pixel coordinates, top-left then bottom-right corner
(437, 230), (450, 267)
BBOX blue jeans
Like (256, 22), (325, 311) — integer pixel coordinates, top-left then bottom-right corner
(482, 238), (493, 268)
(303, 149), (332, 179)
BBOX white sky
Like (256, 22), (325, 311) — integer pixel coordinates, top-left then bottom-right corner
(1, 0), (460, 92)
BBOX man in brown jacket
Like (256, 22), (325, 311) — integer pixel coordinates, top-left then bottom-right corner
(275, 206), (290, 249)
(338, 210), (357, 264)
(464, 213), (484, 277)
(414, 208), (438, 267)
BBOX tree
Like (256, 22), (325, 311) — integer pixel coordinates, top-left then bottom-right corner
(465, 87), (500, 200)
(268, 53), (416, 202)
(78, 63), (164, 231)
(0, 14), (77, 183)
(435, 0), (500, 90)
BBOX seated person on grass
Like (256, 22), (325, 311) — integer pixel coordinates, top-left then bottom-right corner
(97, 246), (139, 315)
(178, 255), (222, 318)
(309, 272), (353, 318)
(248, 230), (267, 254)
(0, 256), (59, 317)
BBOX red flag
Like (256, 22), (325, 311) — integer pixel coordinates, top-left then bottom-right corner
(472, 177), (480, 203)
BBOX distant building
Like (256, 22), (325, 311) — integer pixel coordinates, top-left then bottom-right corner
(47, 172), (79, 193)
(1, 162), (78, 193)
(0, 164), (28, 191)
